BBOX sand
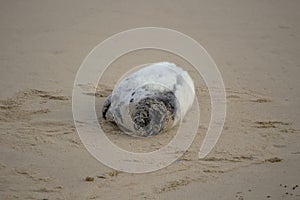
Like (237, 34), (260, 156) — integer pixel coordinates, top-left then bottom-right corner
(0, 0), (300, 199)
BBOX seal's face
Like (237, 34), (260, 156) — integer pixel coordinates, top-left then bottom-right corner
(129, 89), (177, 137)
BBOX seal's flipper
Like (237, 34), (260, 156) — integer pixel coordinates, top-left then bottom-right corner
(102, 95), (112, 120)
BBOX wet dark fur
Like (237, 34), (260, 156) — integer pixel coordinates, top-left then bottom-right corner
(130, 91), (177, 136)
(102, 95), (111, 120)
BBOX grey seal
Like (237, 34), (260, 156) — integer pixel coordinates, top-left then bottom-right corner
(102, 62), (195, 137)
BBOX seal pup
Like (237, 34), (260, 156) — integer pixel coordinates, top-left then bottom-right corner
(102, 62), (195, 137)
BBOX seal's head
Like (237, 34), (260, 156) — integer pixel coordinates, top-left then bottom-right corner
(129, 89), (177, 137)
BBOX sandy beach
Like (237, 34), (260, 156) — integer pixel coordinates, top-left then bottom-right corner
(0, 0), (300, 199)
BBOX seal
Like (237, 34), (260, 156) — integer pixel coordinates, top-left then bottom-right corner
(102, 62), (195, 137)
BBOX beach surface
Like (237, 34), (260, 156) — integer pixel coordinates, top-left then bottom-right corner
(0, 0), (300, 199)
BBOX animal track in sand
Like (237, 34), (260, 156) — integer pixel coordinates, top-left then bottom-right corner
(79, 83), (113, 98)
(0, 89), (69, 122)
(156, 177), (191, 193)
(225, 88), (272, 103)
(14, 168), (54, 183)
(203, 155), (254, 162)
(203, 169), (224, 173)
(265, 157), (283, 163)
(254, 121), (291, 128)
(0, 89), (78, 151)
